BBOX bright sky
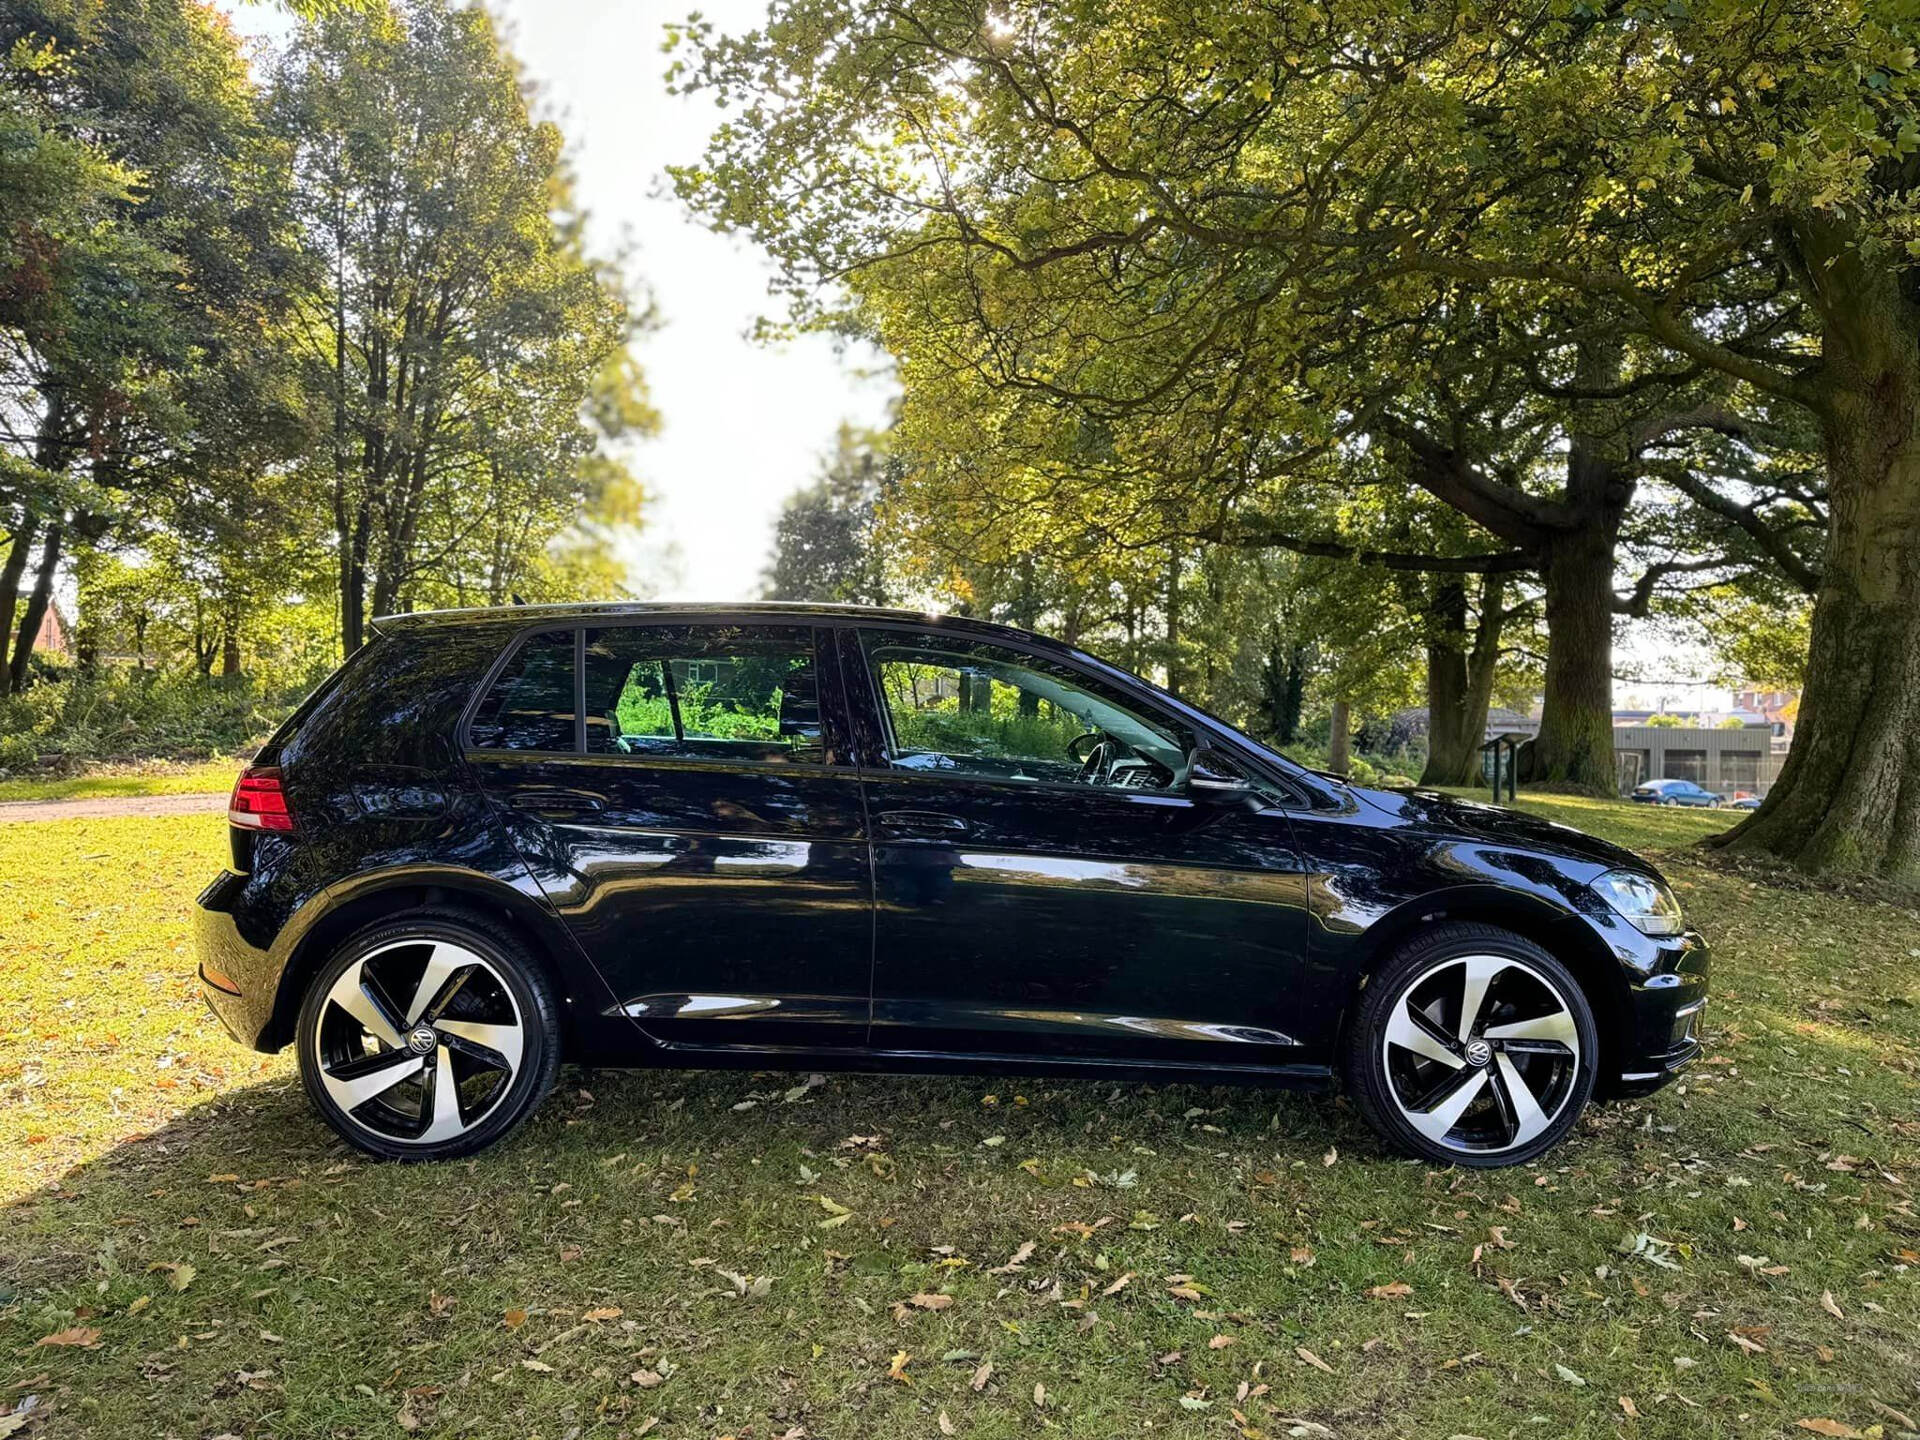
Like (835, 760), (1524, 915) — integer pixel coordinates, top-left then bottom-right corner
(220, 0), (897, 603)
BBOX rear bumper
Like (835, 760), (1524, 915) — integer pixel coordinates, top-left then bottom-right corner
(194, 870), (281, 1051)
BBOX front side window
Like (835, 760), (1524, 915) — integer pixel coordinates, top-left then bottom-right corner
(583, 624), (826, 764)
(469, 628), (577, 752)
(860, 630), (1186, 790)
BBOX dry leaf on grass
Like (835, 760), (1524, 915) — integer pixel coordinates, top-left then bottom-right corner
(888, 1349), (912, 1384)
(1794, 1421), (1861, 1439)
(502, 1308), (528, 1329)
(906, 1293), (953, 1311)
(1295, 1346), (1334, 1374)
(583, 1306), (623, 1323)
(1367, 1282), (1413, 1299)
(970, 1359), (993, 1392)
(35, 1326), (101, 1349)
(1100, 1271), (1135, 1297)
(989, 1241), (1036, 1274)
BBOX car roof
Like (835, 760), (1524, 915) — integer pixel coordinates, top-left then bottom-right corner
(369, 600), (1072, 653)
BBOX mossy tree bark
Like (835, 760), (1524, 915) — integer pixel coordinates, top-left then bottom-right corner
(1715, 242), (1920, 885)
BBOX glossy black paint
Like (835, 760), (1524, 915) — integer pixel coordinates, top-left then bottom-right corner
(195, 601), (1707, 1098)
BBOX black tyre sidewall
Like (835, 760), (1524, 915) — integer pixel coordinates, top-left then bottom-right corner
(1345, 923), (1599, 1169)
(295, 911), (560, 1161)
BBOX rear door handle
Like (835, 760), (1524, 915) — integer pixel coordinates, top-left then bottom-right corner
(875, 808), (969, 837)
(508, 788), (605, 814)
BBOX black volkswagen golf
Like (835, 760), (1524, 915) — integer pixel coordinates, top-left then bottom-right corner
(195, 602), (1707, 1168)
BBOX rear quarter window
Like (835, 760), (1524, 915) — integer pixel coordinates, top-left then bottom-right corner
(284, 625), (511, 770)
(469, 628), (578, 752)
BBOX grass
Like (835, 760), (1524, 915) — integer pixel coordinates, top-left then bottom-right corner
(0, 758), (238, 803)
(2, 799), (1917, 1438)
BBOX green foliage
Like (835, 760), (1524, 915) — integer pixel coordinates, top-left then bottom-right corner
(763, 424), (891, 604)
(0, 668), (312, 770)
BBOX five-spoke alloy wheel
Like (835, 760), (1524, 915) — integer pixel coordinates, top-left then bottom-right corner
(296, 913), (560, 1160)
(1346, 923), (1598, 1167)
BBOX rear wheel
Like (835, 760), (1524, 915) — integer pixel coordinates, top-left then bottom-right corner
(295, 912), (560, 1160)
(1344, 923), (1598, 1167)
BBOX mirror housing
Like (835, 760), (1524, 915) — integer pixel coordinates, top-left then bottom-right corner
(1186, 747), (1253, 797)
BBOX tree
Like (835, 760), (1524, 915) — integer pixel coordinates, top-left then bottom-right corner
(763, 424), (891, 604)
(273, 0), (636, 654)
(1, 0), (278, 692)
(674, 0), (1920, 880)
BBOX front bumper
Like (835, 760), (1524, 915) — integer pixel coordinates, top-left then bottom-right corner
(1607, 926), (1709, 1097)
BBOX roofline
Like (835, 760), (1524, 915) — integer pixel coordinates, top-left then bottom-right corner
(371, 600), (934, 628)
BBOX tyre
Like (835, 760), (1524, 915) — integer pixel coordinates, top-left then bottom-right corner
(1344, 923), (1598, 1167)
(295, 910), (560, 1160)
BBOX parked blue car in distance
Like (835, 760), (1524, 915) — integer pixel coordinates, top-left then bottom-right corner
(1631, 778), (1720, 807)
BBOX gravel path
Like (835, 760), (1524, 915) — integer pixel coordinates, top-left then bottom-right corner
(0, 791), (227, 824)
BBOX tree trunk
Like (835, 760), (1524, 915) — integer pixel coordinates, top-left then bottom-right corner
(1716, 336), (1920, 884)
(1327, 697), (1352, 775)
(0, 514), (36, 699)
(1162, 544), (1182, 698)
(1421, 574), (1508, 787)
(1525, 523), (1618, 795)
(8, 520), (62, 692)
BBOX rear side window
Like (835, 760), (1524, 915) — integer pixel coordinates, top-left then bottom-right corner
(583, 624), (825, 764)
(470, 629), (577, 752)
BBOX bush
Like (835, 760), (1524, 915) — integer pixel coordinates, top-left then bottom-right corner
(0, 666), (317, 772)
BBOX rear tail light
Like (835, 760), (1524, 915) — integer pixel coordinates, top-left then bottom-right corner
(229, 766), (295, 832)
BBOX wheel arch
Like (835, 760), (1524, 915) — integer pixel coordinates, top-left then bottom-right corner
(262, 870), (581, 1056)
(1333, 885), (1632, 1092)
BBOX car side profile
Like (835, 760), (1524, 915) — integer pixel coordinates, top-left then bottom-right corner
(196, 603), (1708, 1168)
(1631, 778), (1721, 807)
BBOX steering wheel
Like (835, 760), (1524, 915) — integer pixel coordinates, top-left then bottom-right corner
(1065, 730), (1103, 764)
(1067, 729), (1115, 784)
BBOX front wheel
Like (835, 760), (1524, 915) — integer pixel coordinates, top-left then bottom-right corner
(295, 911), (560, 1161)
(1344, 923), (1598, 1167)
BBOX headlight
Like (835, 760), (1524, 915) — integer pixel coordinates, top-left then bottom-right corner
(1592, 868), (1686, 936)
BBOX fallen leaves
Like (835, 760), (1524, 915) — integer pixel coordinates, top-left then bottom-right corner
(887, 1349), (912, 1384)
(988, 1241), (1035, 1275)
(1100, 1270), (1135, 1297)
(1819, 1290), (1844, 1319)
(582, 1306), (623, 1323)
(905, 1293), (952, 1311)
(35, 1326), (101, 1349)
(148, 1261), (194, 1291)
(815, 1195), (853, 1229)
(1794, 1421), (1861, 1438)
(970, 1359), (993, 1392)
(1727, 1330), (1768, 1355)
(1367, 1282), (1413, 1300)
(1295, 1346), (1334, 1374)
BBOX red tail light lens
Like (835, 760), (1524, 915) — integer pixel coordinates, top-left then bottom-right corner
(230, 766), (295, 832)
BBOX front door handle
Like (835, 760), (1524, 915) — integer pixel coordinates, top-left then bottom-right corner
(508, 788), (605, 814)
(874, 808), (970, 838)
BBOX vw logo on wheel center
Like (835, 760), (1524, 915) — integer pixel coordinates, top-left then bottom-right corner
(1464, 1039), (1493, 1067)
(406, 1025), (437, 1055)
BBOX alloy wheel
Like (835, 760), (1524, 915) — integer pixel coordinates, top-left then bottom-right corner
(1379, 953), (1582, 1156)
(311, 937), (525, 1146)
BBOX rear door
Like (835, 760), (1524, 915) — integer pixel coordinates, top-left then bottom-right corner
(466, 619), (873, 1053)
(841, 625), (1319, 1072)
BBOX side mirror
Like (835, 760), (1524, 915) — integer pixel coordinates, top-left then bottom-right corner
(1187, 748), (1252, 797)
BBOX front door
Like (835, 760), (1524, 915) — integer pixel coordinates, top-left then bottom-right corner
(844, 626), (1318, 1073)
(467, 620), (873, 1053)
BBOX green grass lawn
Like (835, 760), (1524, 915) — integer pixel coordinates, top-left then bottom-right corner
(2, 800), (1917, 1438)
(0, 757), (239, 803)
